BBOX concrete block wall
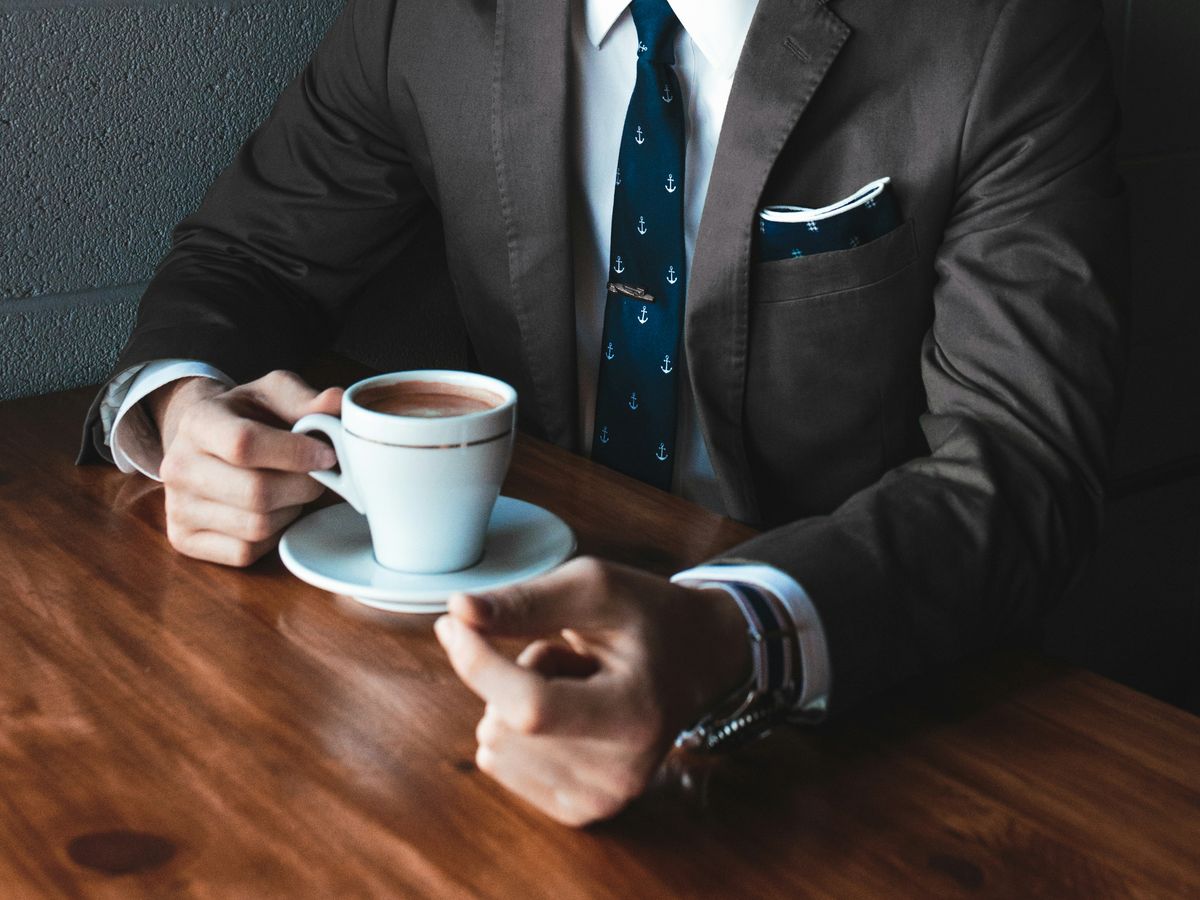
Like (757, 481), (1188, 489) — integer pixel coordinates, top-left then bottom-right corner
(0, 0), (465, 400)
(0, 0), (340, 397)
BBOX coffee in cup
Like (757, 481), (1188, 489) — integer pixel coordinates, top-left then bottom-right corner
(354, 380), (505, 418)
(292, 370), (517, 574)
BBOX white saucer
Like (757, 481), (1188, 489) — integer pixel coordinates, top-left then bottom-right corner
(279, 497), (576, 613)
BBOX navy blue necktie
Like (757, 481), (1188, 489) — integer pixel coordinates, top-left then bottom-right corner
(591, 0), (685, 491)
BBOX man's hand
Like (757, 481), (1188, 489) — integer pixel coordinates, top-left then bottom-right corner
(149, 370), (342, 567)
(435, 557), (751, 827)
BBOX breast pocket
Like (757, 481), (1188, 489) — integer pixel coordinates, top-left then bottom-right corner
(751, 218), (918, 304)
(743, 218), (929, 522)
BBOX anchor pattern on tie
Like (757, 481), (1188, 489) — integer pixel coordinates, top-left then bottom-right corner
(591, 0), (686, 490)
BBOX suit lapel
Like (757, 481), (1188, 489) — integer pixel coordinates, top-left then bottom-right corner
(686, 0), (850, 522)
(492, 0), (577, 448)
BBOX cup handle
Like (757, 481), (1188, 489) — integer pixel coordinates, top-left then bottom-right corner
(291, 413), (366, 515)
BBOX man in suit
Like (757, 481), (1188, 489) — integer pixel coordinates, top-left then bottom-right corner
(82, 0), (1126, 825)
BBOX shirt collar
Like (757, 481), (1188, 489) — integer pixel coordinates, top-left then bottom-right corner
(584, 0), (759, 79)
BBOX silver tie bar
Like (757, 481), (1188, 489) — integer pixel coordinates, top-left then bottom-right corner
(607, 282), (655, 303)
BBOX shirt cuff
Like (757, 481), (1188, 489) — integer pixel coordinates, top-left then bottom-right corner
(671, 563), (831, 718)
(107, 360), (234, 480)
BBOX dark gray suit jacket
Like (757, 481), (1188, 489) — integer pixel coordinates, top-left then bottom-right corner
(82, 0), (1128, 711)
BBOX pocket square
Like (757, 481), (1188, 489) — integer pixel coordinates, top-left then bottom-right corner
(755, 177), (902, 262)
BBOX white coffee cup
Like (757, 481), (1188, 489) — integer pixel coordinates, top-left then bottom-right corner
(292, 370), (517, 574)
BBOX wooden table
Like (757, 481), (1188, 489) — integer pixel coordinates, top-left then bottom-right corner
(2, 376), (1198, 898)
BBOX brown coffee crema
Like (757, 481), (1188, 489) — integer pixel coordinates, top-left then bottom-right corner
(355, 380), (505, 418)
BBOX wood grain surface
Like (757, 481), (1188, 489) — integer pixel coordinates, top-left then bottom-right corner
(1, 372), (1198, 898)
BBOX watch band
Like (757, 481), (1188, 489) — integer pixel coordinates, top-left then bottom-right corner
(675, 581), (801, 753)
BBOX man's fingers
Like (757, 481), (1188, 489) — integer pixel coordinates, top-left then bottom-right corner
(474, 741), (591, 826)
(473, 718), (627, 827)
(153, 373), (343, 568)
(236, 370), (331, 424)
(448, 557), (638, 637)
(193, 408), (336, 473)
(168, 528), (277, 568)
(437, 618), (614, 735)
(436, 616), (542, 713)
(206, 372), (341, 470)
(166, 452), (325, 511)
(302, 386), (343, 417)
(168, 496), (305, 544)
(517, 639), (601, 679)
(436, 619), (561, 739)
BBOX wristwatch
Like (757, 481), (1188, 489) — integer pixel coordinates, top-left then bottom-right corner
(674, 582), (801, 753)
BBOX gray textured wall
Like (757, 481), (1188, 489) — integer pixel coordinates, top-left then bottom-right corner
(0, 0), (409, 400)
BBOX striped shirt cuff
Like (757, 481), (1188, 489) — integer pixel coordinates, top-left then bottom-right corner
(671, 563), (830, 718)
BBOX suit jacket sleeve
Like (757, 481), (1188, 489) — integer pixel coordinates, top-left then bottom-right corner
(80, 0), (428, 460)
(724, 0), (1129, 711)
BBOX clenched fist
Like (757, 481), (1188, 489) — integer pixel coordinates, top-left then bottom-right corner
(436, 557), (751, 826)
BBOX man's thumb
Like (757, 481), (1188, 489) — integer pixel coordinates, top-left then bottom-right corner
(304, 386), (343, 417)
(448, 558), (627, 637)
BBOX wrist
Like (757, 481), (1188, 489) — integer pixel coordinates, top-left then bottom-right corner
(145, 376), (223, 452)
(677, 585), (754, 727)
(674, 581), (802, 752)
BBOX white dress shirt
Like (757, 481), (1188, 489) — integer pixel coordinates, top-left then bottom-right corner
(99, 0), (831, 715)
